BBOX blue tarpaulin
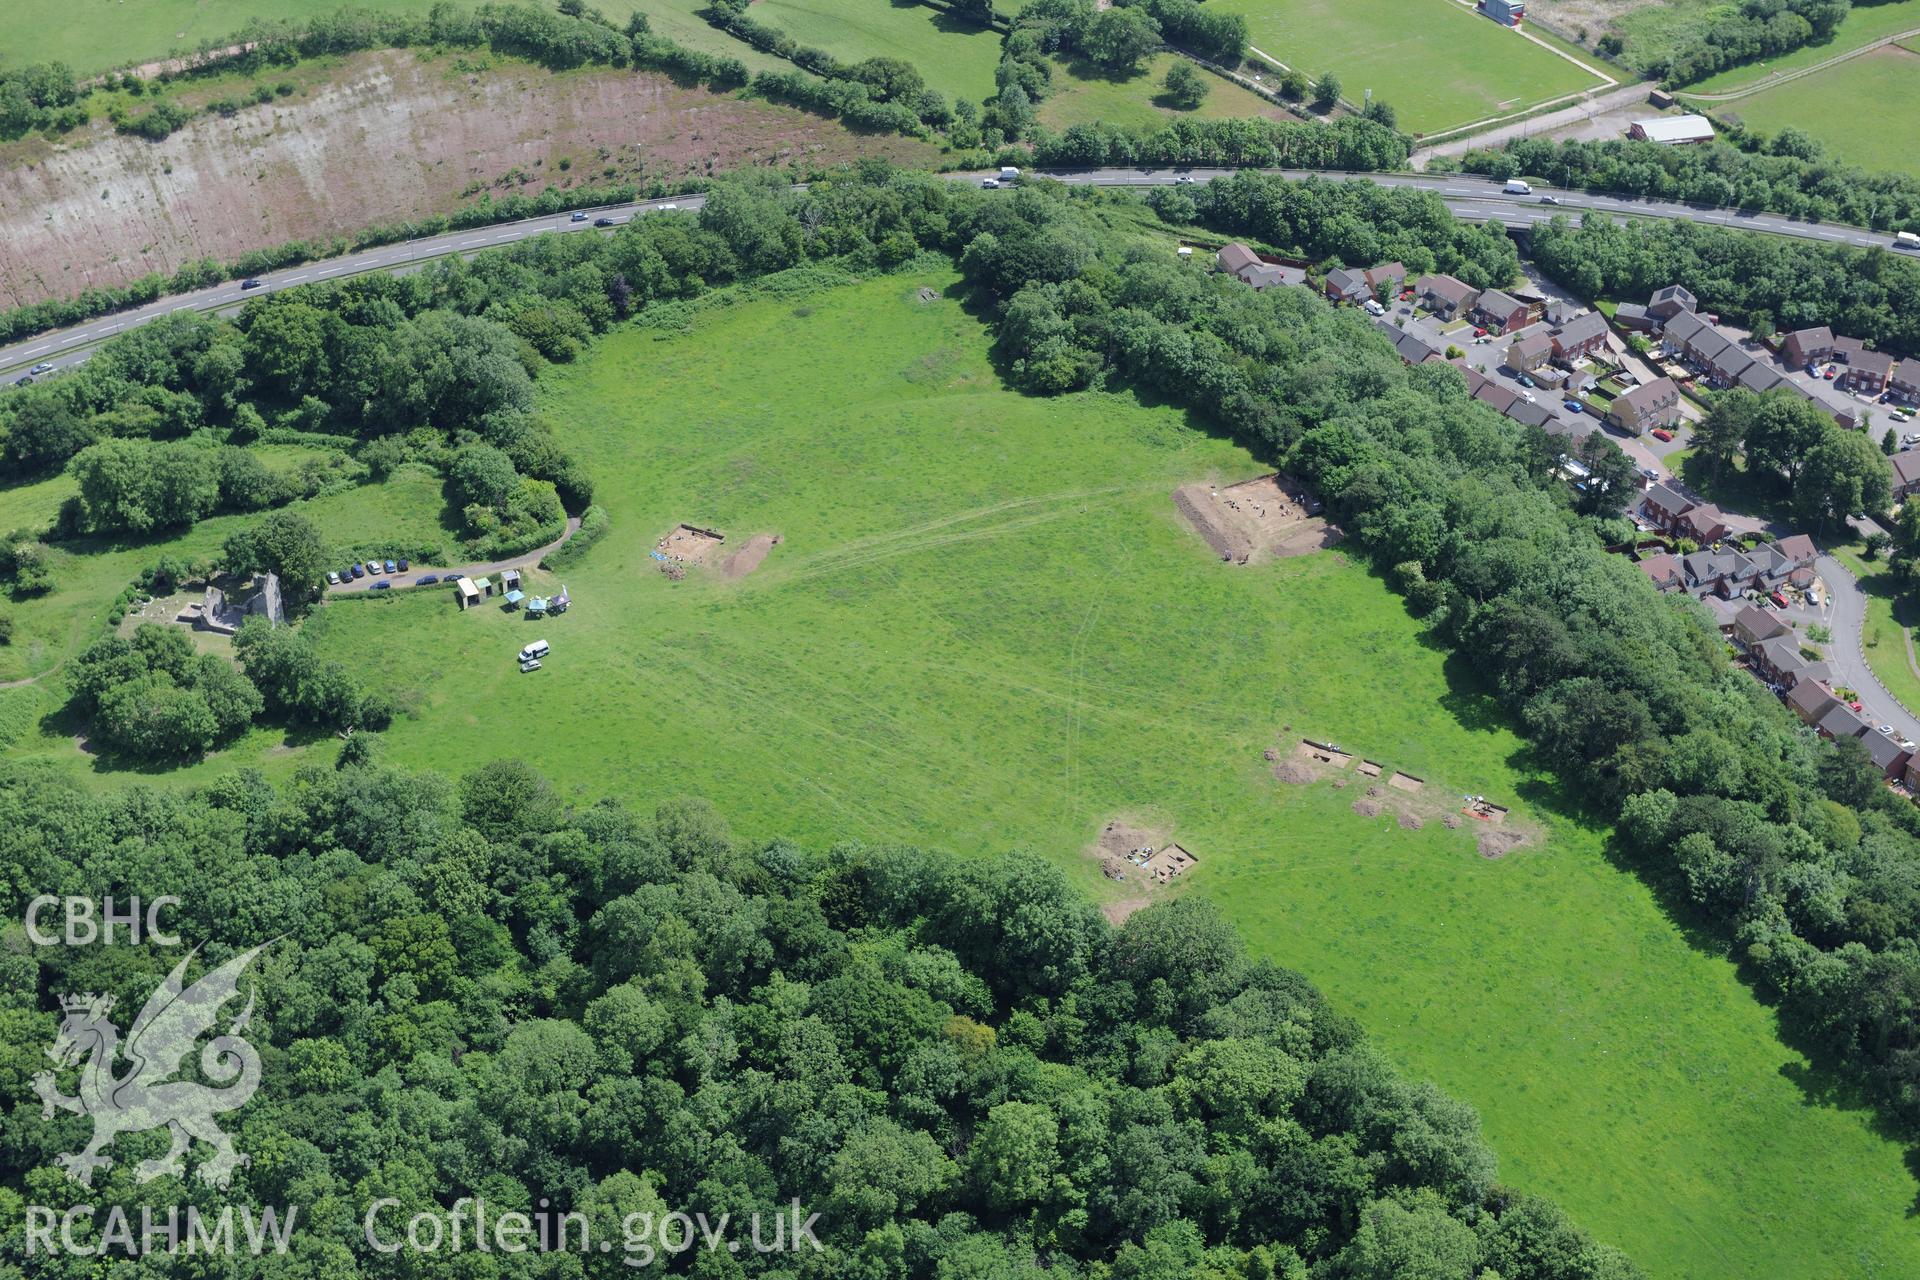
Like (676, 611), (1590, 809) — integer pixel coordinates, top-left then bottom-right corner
(504, 589), (525, 605)
(650, 550), (667, 561)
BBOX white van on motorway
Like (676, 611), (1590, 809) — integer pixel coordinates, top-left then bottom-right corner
(1896, 230), (1920, 250)
(1503, 178), (1532, 195)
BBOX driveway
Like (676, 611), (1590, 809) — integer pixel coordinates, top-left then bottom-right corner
(327, 516), (582, 595)
(1808, 554), (1920, 744)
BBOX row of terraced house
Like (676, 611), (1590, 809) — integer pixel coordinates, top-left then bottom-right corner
(1634, 530), (1919, 780)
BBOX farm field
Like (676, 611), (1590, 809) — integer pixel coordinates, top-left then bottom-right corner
(1690, 45), (1920, 177)
(0, 0), (657, 72)
(755, 0), (1004, 103)
(1038, 53), (1289, 130)
(11, 270), (1916, 1277)
(1208, 0), (1606, 133)
(1680, 0), (1920, 94)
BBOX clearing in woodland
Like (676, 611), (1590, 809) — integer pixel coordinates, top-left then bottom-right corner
(18, 270), (1908, 1280)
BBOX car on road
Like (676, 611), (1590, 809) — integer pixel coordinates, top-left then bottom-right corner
(1651, 428), (1674, 442)
(12, 376), (30, 386)
(370, 580), (391, 591)
(1175, 176), (1195, 185)
(383, 559), (397, 574)
(1519, 390), (1536, 403)
(594, 217), (615, 227)
(1905, 433), (1920, 446)
(241, 278), (263, 290)
(351, 563), (365, 578)
(1473, 327), (1487, 337)
(326, 571), (340, 585)
(1566, 400), (1586, 414)
(417, 573), (439, 585)
(659, 203), (677, 211)
(571, 211), (589, 222)
(29, 362), (53, 375)
(1540, 195), (1561, 205)
(981, 178), (1000, 189)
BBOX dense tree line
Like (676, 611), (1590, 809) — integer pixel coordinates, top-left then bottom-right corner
(1030, 116), (1408, 170)
(0, 758), (1640, 1277)
(940, 170), (1920, 1141)
(1645, 0), (1852, 86)
(1530, 213), (1920, 357)
(1455, 133), (1920, 233)
(0, 60), (85, 140)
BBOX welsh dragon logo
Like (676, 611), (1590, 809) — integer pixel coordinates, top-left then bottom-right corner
(33, 944), (268, 1189)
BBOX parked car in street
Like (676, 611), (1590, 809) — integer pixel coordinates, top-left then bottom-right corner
(383, 559), (397, 574)
(1565, 400), (1585, 414)
(351, 563), (365, 578)
(326, 571), (340, 585)
(397, 557), (410, 571)
(416, 574), (439, 585)
(370, 580), (392, 591)
(1651, 428), (1674, 442)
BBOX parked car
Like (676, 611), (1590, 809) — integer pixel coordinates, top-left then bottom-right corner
(570, 211), (589, 222)
(351, 563), (365, 578)
(1566, 400), (1586, 414)
(340, 566), (355, 581)
(397, 557), (410, 571)
(416, 574), (439, 586)
(1771, 591), (1790, 609)
(1517, 374), (1535, 388)
(29, 362), (53, 375)
(326, 571), (340, 585)
(594, 217), (615, 227)
(1363, 299), (1385, 316)
(1880, 724), (1897, 736)
(1823, 367), (1837, 380)
(519, 659), (542, 673)
(370, 580), (392, 591)
(1473, 327), (1487, 337)
(241, 278), (263, 290)
(519, 639), (550, 663)
(383, 559), (397, 574)
(1651, 428), (1675, 442)
(12, 376), (30, 386)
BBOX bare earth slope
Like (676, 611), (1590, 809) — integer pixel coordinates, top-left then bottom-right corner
(0, 50), (935, 307)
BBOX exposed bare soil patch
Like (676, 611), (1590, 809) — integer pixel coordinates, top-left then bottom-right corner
(658, 524), (725, 565)
(0, 49), (935, 307)
(1172, 474), (1342, 565)
(720, 533), (781, 579)
(1271, 736), (1537, 856)
(1087, 816), (1198, 916)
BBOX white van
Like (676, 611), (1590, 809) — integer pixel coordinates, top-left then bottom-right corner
(1503, 178), (1532, 195)
(1896, 230), (1920, 250)
(518, 639), (550, 663)
(999, 166), (1021, 182)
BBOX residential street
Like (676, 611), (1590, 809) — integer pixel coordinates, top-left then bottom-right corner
(1806, 555), (1920, 746)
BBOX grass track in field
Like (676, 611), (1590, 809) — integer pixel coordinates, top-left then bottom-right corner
(1207, 0), (1603, 133)
(1678, 0), (1920, 94)
(5, 271), (1920, 1277)
(1690, 45), (1920, 178)
(196, 273), (1920, 1277)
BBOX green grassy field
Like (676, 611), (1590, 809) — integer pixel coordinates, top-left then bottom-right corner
(1691, 45), (1920, 177)
(1679, 0), (1920, 94)
(3, 269), (1919, 1274)
(754, 0), (1003, 103)
(1207, 0), (1606, 133)
(5, 270), (1911, 1276)
(1038, 52), (1287, 130)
